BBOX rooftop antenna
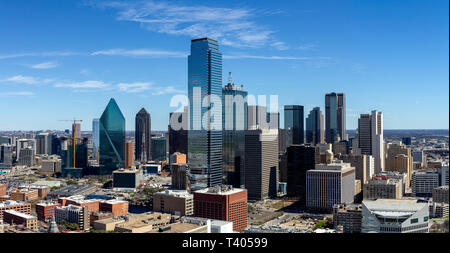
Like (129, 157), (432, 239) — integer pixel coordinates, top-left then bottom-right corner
(228, 72), (232, 85)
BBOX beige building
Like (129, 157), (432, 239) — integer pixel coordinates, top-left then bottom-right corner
(3, 210), (38, 231)
(153, 190), (193, 216)
(336, 154), (374, 184)
(363, 176), (402, 200)
(113, 212), (171, 233)
(385, 143), (413, 188)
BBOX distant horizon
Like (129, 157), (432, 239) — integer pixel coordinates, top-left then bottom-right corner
(0, 128), (448, 132)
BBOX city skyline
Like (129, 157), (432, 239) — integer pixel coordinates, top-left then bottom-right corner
(0, 0), (449, 131)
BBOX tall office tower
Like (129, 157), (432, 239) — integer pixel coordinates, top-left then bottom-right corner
(168, 109), (188, 155)
(187, 38), (223, 190)
(385, 142), (413, 188)
(286, 145), (318, 204)
(306, 161), (355, 212)
(124, 141), (134, 168)
(305, 107), (324, 145)
(18, 147), (34, 166)
(284, 105), (304, 147)
(92, 118), (100, 161)
(222, 74), (248, 188)
(355, 110), (384, 174)
(325, 92), (346, 143)
(135, 108), (151, 162)
(278, 129), (287, 153)
(0, 144), (12, 168)
(72, 123), (81, 144)
(244, 129), (278, 201)
(247, 105), (267, 130)
(267, 112), (280, 129)
(16, 139), (36, 160)
(193, 186), (248, 232)
(151, 136), (167, 161)
(68, 137), (88, 169)
(36, 133), (51, 155)
(99, 98), (125, 175)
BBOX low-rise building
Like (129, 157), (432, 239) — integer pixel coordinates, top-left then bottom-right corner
(2, 210), (38, 231)
(36, 202), (60, 222)
(99, 199), (128, 217)
(171, 163), (189, 190)
(333, 204), (362, 233)
(412, 170), (440, 197)
(114, 212), (172, 233)
(363, 176), (402, 200)
(0, 200), (32, 220)
(55, 205), (89, 230)
(433, 186), (449, 204)
(361, 199), (429, 233)
(153, 190), (193, 216)
(429, 202), (449, 218)
(0, 184), (6, 196)
(10, 188), (39, 202)
(112, 168), (143, 192)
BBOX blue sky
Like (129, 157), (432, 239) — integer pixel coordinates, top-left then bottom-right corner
(0, 0), (448, 131)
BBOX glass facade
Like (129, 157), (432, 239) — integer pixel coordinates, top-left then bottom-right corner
(306, 107), (324, 145)
(284, 105), (304, 146)
(99, 98), (125, 175)
(151, 136), (167, 161)
(222, 82), (248, 188)
(325, 92), (346, 143)
(135, 108), (151, 162)
(92, 118), (100, 161)
(188, 38), (223, 190)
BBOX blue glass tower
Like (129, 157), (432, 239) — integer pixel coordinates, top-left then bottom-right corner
(99, 98), (125, 175)
(188, 38), (223, 190)
(92, 118), (100, 161)
(284, 105), (304, 147)
(306, 107), (324, 145)
(222, 72), (248, 188)
(325, 92), (346, 143)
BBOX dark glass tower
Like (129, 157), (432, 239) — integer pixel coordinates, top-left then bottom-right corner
(306, 107), (324, 145)
(135, 108), (151, 162)
(99, 98), (125, 175)
(286, 145), (317, 204)
(284, 105), (304, 147)
(325, 92), (346, 143)
(222, 73), (248, 188)
(188, 38), (223, 191)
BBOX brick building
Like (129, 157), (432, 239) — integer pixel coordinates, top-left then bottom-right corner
(99, 199), (129, 217)
(36, 202), (60, 222)
(0, 184), (6, 196)
(3, 210), (38, 231)
(10, 188), (39, 202)
(193, 185), (247, 232)
(0, 200), (32, 220)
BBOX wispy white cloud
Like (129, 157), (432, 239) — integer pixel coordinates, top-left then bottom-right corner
(151, 86), (185, 95)
(0, 91), (35, 97)
(90, 1), (285, 49)
(0, 51), (76, 60)
(0, 75), (39, 85)
(91, 48), (187, 58)
(223, 54), (330, 60)
(30, 61), (59, 69)
(54, 80), (110, 89)
(118, 82), (153, 93)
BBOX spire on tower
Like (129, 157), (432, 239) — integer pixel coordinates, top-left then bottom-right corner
(228, 72), (233, 85)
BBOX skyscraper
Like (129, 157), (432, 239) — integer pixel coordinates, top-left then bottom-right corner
(222, 73), (248, 188)
(244, 129), (278, 201)
(92, 118), (100, 161)
(354, 110), (384, 173)
(305, 107), (324, 145)
(135, 108), (151, 162)
(325, 92), (346, 143)
(284, 105), (304, 146)
(99, 98), (125, 175)
(124, 141), (134, 168)
(188, 38), (223, 190)
(36, 133), (51, 155)
(247, 105), (267, 130)
(168, 106), (188, 155)
(72, 123), (81, 144)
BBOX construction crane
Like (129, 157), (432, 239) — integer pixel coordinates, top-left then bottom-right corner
(59, 118), (83, 168)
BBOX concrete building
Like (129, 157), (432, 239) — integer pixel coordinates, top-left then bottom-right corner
(3, 210), (38, 231)
(0, 200), (32, 220)
(412, 150), (426, 168)
(40, 156), (62, 174)
(244, 129), (278, 200)
(114, 212), (171, 233)
(153, 190), (193, 216)
(194, 185), (247, 232)
(170, 152), (187, 165)
(433, 186), (449, 204)
(306, 161), (355, 212)
(112, 168), (143, 192)
(361, 199), (429, 233)
(124, 141), (134, 168)
(429, 202), (449, 218)
(336, 153), (374, 184)
(441, 166), (449, 186)
(354, 111), (384, 173)
(385, 142), (413, 188)
(333, 204), (362, 233)
(55, 204), (89, 230)
(412, 170), (440, 197)
(363, 176), (402, 200)
(10, 188), (39, 202)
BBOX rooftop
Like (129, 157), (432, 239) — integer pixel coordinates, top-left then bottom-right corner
(155, 190), (193, 198)
(4, 210), (36, 219)
(194, 185), (246, 195)
(363, 199), (427, 213)
(0, 200), (29, 207)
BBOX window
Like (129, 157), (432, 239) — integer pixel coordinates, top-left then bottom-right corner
(424, 217), (428, 222)
(410, 218), (418, 224)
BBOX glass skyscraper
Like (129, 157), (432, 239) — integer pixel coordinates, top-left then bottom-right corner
(188, 38), (223, 191)
(284, 105), (304, 147)
(135, 108), (151, 162)
(92, 118), (100, 161)
(222, 74), (248, 188)
(325, 92), (346, 143)
(99, 98), (125, 175)
(306, 107), (324, 145)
